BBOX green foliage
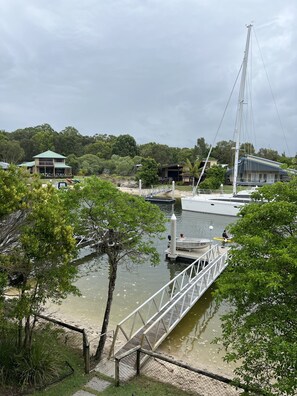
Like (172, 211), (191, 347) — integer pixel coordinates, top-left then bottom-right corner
(199, 177), (220, 190)
(112, 134), (138, 157)
(69, 177), (167, 266)
(212, 140), (235, 165)
(136, 157), (159, 187)
(100, 375), (192, 395)
(84, 140), (113, 159)
(32, 130), (56, 153)
(0, 140), (25, 163)
(184, 159), (201, 187)
(0, 169), (79, 351)
(68, 177), (167, 359)
(257, 147), (279, 161)
(193, 137), (210, 159)
(66, 154), (80, 175)
(206, 164), (226, 181)
(112, 155), (135, 176)
(0, 322), (76, 391)
(199, 165), (225, 189)
(216, 178), (297, 395)
(77, 154), (104, 175)
(0, 166), (30, 218)
(3, 123), (297, 178)
(139, 142), (172, 165)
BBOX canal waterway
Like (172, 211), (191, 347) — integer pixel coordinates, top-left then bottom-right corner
(48, 199), (237, 376)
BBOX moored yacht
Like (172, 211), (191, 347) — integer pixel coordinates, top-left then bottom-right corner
(181, 188), (256, 217)
(182, 24), (256, 217)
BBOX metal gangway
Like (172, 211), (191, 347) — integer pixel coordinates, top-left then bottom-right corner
(110, 244), (229, 358)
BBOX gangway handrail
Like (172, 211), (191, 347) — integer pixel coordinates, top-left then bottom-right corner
(117, 244), (219, 326)
(141, 251), (228, 351)
(110, 244), (221, 356)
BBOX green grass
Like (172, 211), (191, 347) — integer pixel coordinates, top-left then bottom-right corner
(96, 375), (194, 395)
(32, 348), (91, 396)
(34, 371), (194, 396)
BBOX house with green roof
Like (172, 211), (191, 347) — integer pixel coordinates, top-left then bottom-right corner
(19, 150), (72, 177)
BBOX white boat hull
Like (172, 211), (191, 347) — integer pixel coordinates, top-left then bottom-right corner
(181, 195), (247, 217)
(169, 238), (211, 251)
(176, 238), (211, 250)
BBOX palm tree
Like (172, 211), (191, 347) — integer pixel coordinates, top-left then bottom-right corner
(184, 159), (201, 189)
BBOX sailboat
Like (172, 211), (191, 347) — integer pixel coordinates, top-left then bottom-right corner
(181, 24), (257, 217)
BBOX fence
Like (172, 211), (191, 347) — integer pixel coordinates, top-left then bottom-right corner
(115, 347), (249, 396)
(36, 314), (90, 374)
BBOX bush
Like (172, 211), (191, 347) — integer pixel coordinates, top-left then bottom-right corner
(0, 322), (73, 392)
(199, 177), (221, 190)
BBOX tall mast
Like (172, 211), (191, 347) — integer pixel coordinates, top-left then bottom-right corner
(233, 24), (252, 195)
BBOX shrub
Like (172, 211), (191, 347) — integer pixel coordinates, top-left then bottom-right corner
(199, 177), (221, 190)
(0, 322), (73, 391)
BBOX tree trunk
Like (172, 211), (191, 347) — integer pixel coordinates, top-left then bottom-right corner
(17, 318), (23, 349)
(95, 257), (118, 361)
(23, 315), (31, 349)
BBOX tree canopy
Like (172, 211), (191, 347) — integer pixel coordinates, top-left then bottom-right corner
(136, 157), (160, 187)
(1, 123), (296, 179)
(67, 177), (167, 360)
(0, 167), (79, 350)
(216, 178), (297, 395)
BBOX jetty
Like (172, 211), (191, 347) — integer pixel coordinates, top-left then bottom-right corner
(110, 243), (228, 360)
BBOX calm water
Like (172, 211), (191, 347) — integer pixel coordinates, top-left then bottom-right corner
(49, 199), (236, 375)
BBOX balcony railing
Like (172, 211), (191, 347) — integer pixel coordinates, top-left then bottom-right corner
(38, 161), (53, 166)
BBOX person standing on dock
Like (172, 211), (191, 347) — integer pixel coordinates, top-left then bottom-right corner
(222, 229), (229, 247)
(222, 230), (229, 240)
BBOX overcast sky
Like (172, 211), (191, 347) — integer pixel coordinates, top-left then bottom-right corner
(0, 0), (296, 155)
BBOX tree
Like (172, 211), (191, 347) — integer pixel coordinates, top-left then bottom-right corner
(199, 164), (226, 190)
(136, 157), (159, 187)
(67, 177), (166, 360)
(77, 154), (104, 175)
(184, 159), (201, 188)
(32, 130), (56, 152)
(257, 147), (279, 161)
(193, 137), (210, 160)
(84, 141), (113, 159)
(66, 154), (80, 175)
(56, 126), (85, 157)
(175, 147), (195, 164)
(0, 140), (25, 163)
(112, 155), (135, 176)
(139, 142), (173, 165)
(112, 134), (138, 157)
(240, 141), (255, 156)
(216, 178), (297, 395)
(0, 168), (79, 350)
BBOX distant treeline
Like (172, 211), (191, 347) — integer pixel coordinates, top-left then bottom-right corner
(0, 124), (295, 176)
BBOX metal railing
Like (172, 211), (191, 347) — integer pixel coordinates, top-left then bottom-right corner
(110, 244), (226, 357)
(141, 250), (228, 351)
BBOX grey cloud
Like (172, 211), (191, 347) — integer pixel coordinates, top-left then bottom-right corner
(0, 0), (296, 155)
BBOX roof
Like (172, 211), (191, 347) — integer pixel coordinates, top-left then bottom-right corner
(0, 161), (9, 169)
(54, 163), (71, 169)
(226, 155), (292, 176)
(33, 150), (66, 159)
(19, 161), (35, 167)
(238, 155), (284, 173)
